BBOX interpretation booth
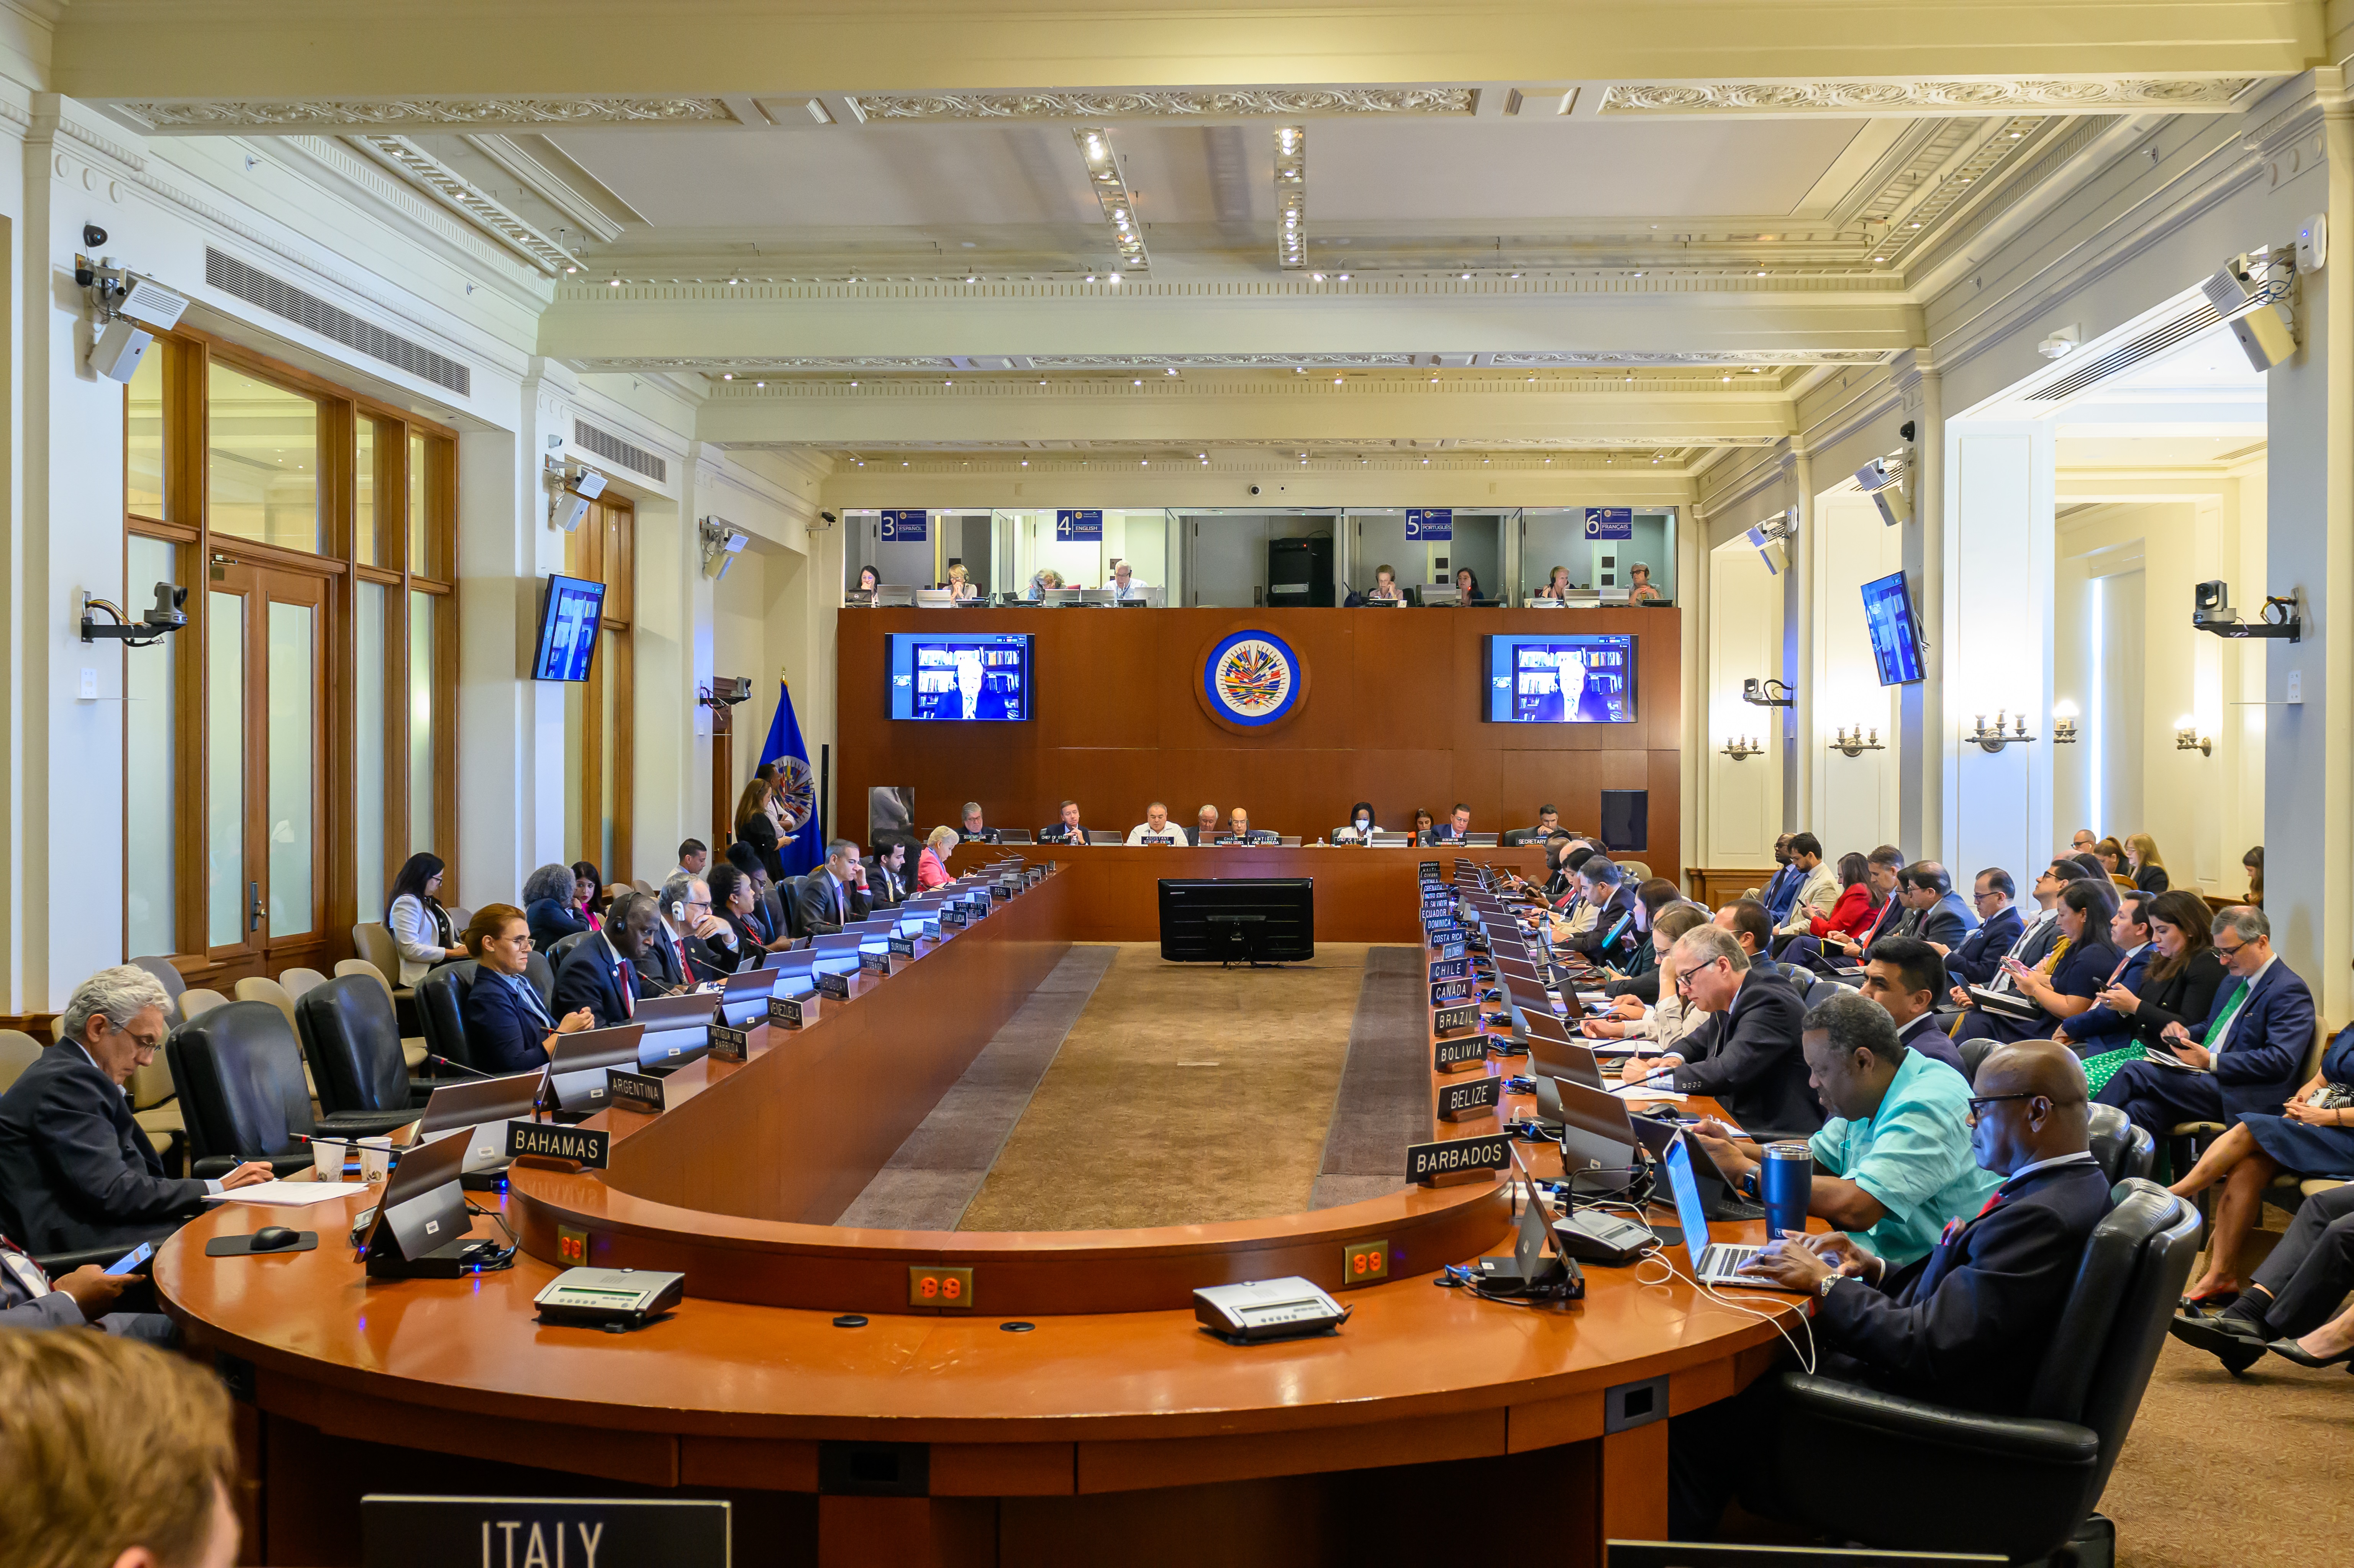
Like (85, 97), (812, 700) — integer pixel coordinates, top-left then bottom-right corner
(152, 606), (1778, 1568)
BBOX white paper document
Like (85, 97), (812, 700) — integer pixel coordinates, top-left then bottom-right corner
(1610, 1083), (1688, 1102)
(202, 1181), (375, 1206)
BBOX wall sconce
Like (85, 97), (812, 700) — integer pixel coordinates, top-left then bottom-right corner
(1968, 710), (2037, 752)
(2175, 716), (2213, 757)
(1828, 725), (1883, 757)
(1721, 735), (1763, 760)
(1741, 678), (1794, 708)
(2052, 700), (2079, 744)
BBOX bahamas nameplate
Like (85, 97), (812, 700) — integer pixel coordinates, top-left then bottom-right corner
(506, 1121), (610, 1170)
(1434, 1002), (1480, 1036)
(607, 1070), (665, 1113)
(708, 1024), (750, 1061)
(1434, 1035), (1488, 1073)
(769, 995), (815, 1028)
(1406, 1134), (1511, 1186)
(1437, 1074), (1505, 1122)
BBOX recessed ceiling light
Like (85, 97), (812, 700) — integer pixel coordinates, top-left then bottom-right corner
(756, 380), (764, 387)
(1133, 378), (1141, 385)
(1311, 272), (1325, 281)
(1632, 270), (1644, 277)
(1108, 272), (1122, 283)
(1338, 272), (1351, 280)
(946, 379), (953, 385)
(1756, 270), (1767, 277)
(728, 277), (739, 285)
(1333, 374), (1342, 383)
(608, 278), (620, 287)
(1460, 272), (1472, 280)
(722, 373), (733, 380)
(1874, 256), (1887, 262)
(850, 380), (858, 386)
(565, 265), (577, 274)
(1166, 366), (1177, 375)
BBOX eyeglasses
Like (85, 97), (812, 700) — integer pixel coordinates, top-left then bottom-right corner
(1973, 888), (2003, 903)
(123, 1031), (164, 1056)
(2215, 937), (2248, 958)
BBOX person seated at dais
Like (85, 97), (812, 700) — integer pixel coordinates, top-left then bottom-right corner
(1127, 802), (1187, 845)
(461, 904), (597, 1075)
(1038, 799), (1090, 846)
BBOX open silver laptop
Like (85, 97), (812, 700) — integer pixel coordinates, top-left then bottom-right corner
(1662, 1131), (1777, 1287)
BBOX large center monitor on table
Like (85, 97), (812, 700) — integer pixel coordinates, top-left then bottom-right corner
(1157, 878), (1315, 964)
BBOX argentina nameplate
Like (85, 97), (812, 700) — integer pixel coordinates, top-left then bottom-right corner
(606, 1070), (665, 1113)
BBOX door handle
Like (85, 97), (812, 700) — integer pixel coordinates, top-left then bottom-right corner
(249, 880), (264, 933)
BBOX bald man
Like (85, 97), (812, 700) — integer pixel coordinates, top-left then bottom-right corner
(1669, 1040), (2116, 1540)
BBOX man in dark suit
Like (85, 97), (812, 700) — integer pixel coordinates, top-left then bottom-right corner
(2096, 904), (2311, 1141)
(867, 837), (911, 907)
(553, 894), (660, 1029)
(1036, 800), (1091, 845)
(1784, 845), (1905, 973)
(0, 967), (272, 1254)
(1623, 925), (1820, 1135)
(1860, 937), (1969, 1078)
(2054, 889), (2155, 1054)
(792, 839), (872, 937)
(1946, 868), (2027, 987)
(1669, 1039), (2115, 1539)
(1899, 862), (1978, 953)
(0, 1231), (175, 1342)
(1426, 803), (1472, 844)
(2172, 1181), (2354, 1372)
(1566, 858), (1641, 967)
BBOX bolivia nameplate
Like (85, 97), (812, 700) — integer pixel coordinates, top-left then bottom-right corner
(505, 1121), (610, 1170)
(1406, 1134), (1510, 1186)
(708, 1024), (750, 1061)
(1434, 1035), (1488, 1073)
(1437, 1074), (1504, 1122)
(606, 1070), (664, 1113)
(769, 995), (815, 1028)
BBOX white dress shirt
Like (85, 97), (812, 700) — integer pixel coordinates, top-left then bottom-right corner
(1126, 823), (1187, 845)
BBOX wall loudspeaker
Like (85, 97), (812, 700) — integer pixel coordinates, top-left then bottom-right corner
(90, 318), (152, 383)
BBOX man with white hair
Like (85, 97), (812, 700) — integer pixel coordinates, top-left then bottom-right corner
(0, 967), (271, 1254)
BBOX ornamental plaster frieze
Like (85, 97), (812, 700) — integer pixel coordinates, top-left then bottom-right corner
(682, 373), (1814, 397)
(111, 97), (743, 133)
(578, 352), (1880, 378)
(1598, 79), (2256, 115)
(345, 133), (572, 275)
(551, 272), (1910, 301)
(846, 88), (1476, 121)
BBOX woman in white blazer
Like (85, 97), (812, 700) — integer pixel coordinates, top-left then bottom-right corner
(386, 852), (466, 985)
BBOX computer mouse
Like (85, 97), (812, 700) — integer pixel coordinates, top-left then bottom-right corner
(251, 1226), (298, 1252)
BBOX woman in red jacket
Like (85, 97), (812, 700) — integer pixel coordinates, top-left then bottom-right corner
(1810, 850), (1882, 942)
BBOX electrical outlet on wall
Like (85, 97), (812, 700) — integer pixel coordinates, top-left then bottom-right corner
(2286, 668), (2302, 703)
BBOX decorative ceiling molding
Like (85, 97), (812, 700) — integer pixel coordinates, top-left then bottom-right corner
(110, 97), (743, 133)
(1489, 349), (1885, 366)
(345, 134), (570, 275)
(1598, 79), (2255, 116)
(846, 87), (1475, 122)
(575, 351), (1857, 376)
(1025, 353), (1419, 369)
(1074, 127), (1150, 272)
(1275, 125), (1307, 269)
(792, 436), (1751, 452)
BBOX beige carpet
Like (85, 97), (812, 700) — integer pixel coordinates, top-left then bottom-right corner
(958, 944), (1372, 1232)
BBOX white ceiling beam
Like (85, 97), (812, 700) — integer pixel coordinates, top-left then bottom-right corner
(1074, 127), (1151, 274)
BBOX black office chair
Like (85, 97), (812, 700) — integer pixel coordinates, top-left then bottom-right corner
(296, 976), (433, 1118)
(413, 961), (481, 1072)
(546, 930), (593, 967)
(166, 1002), (416, 1180)
(524, 949), (555, 1006)
(2087, 1102), (2156, 1185)
(1739, 1179), (2199, 1564)
(1500, 828), (1539, 848)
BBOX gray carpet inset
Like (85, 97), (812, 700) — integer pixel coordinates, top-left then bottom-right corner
(832, 944), (1115, 1231)
(1309, 946), (1429, 1211)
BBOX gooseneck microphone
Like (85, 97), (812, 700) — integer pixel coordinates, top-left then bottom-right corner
(427, 1054), (494, 1079)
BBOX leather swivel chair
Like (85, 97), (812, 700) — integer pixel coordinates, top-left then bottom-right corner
(524, 950), (555, 1007)
(2087, 1102), (2156, 1186)
(1739, 1179), (2199, 1563)
(413, 961), (482, 1073)
(545, 931), (594, 968)
(1500, 827), (1543, 848)
(296, 977), (431, 1119)
(167, 1002), (417, 1180)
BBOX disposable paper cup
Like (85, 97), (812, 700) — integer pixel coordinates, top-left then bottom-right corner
(358, 1137), (394, 1186)
(310, 1139), (345, 1182)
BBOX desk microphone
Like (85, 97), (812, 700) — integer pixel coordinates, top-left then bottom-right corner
(427, 1054), (495, 1079)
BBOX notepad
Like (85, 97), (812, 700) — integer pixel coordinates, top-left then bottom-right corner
(1610, 1083), (1687, 1102)
(202, 1181), (375, 1206)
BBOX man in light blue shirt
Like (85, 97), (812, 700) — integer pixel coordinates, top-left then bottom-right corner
(1690, 991), (1999, 1268)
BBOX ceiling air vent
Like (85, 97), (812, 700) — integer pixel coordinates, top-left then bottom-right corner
(574, 418), (667, 483)
(2026, 302), (2222, 401)
(203, 249), (470, 397)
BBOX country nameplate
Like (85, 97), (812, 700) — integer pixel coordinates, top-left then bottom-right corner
(1434, 1002), (1480, 1036)
(505, 1121), (610, 1170)
(816, 970), (852, 999)
(942, 907), (969, 929)
(923, 920), (943, 941)
(1432, 939), (1467, 962)
(769, 994), (816, 1028)
(359, 1498), (728, 1568)
(1434, 1035), (1488, 1073)
(1026, 867), (1044, 886)
(987, 883), (1010, 903)
(606, 1070), (665, 1113)
(1419, 860), (1441, 878)
(1431, 978), (1471, 1006)
(1405, 1133), (1511, 1186)
(1437, 1074), (1505, 1122)
(708, 1023), (751, 1061)
(888, 934), (916, 957)
(1429, 958), (1468, 983)
(860, 949), (890, 973)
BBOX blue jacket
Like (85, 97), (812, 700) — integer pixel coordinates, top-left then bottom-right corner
(2058, 944), (2153, 1045)
(2198, 959), (2317, 1117)
(1761, 863), (1805, 924)
(463, 969), (558, 1076)
(1949, 905), (2026, 987)
(525, 897), (589, 956)
(552, 937), (637, 1031)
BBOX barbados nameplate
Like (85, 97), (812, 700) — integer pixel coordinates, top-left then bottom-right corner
(1436, 1074), (1504, 1122)
(505, 1121), (610, 1170)
(1405, 1133), (1510, 1186)
(1434, 1035), (1488, 1073)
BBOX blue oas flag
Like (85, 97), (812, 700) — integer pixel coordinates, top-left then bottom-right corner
(758, 677), (823, 878)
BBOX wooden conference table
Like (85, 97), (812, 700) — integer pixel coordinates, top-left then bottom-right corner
(158, 861), (1807, 1568)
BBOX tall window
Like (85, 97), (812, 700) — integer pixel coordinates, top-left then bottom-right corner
(563, 498), (634, 885)
(123, 330), (457, 981)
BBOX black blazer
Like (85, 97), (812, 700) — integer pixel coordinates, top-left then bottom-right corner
(0, 1044), (208, 1252)
(2134, 864), (2170, 894)
(552, 937), (636, 1030)
(791, 869), (869, 936)
(869, 862), (908, 908)
(1036, 822), (1088, 845)
(1949, 905), (2025, 987)
(736, 814), (785, 882)
(685, 927), (748, 985)
(1568, 888), (1642, 967)
(525, 898), (590, 955)
(1669, 967), (1822, 1135)
(637, 924), (688, 995)
(1818, 1159), (2115, 1413)
(2120, 946), (2228, 1044)
(464, 970), (558, 1076)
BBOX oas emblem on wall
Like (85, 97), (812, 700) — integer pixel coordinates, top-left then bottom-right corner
(1197, 628), (1309, 732)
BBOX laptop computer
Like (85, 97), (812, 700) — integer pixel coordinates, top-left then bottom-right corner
(1630, 1113), (1766, 1221)
(717, 967), (781, 1029)
(1539, 1075), (1647, 1180)
(414, 1071), (545, 1179)
(1660, 1132), (1779, 1287)
(545, 1024), (645, 1117)
(631, 990), (717, 1068)
(811, 933), (864, 974)
(1527, 1032), (1606, 1090)
(1472, 1147), (1577, 1296)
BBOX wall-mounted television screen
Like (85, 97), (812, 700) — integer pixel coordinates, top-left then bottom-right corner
(1861, 570), (1926, 686)
(531, 573), (607, 682)
(1484, 634), (1636, 723)
(888, 632), (1033, 721)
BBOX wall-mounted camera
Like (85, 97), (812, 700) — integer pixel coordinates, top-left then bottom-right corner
(1741, 677), (1795, 708)
(75, 232), (190, 385)
(81, 582), (187, 647)
(544, 459), (607, 532)
(698, 517), (750, 581)
(2192, 578), (2301, 642)
(1855, 457), (1910, 528)
(701, 676), (754, 708)
(2203, 247), (2300, 372)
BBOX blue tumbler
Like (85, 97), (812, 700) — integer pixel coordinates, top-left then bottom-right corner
(1759, 1142), (1812, 1240)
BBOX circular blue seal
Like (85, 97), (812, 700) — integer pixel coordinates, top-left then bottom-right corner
(1201, 628), (1306, 729)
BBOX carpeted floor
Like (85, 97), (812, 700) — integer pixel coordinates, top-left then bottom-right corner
(958, 943), (1382, 1231)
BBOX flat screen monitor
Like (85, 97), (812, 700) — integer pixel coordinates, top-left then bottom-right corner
(888, 632), (1033, 721)
(531, 573), (607, 682)
(1861, 570), (1926, 686)
(1484, 634), (1636, 723)
(1157, 878), (1315, 963)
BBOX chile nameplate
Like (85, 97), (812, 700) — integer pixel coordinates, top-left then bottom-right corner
(1434, 1035), (1488, 1073)
(505, 1121), (610, 1170)
(1429, 958), (1468, 983)
(1437, 1074), (1505, 1122)
(1406, 1134), (1511, 1186)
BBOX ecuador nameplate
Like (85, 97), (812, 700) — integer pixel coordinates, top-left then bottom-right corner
(1406, 1134), (1511, 1186)
(1434, 1035), (1488, 1073)
(769, 994), (815, 1028)
(505, 1122), (610, 1170)
(1437, 1074), (1505, 1122)
(1434, 1002), (1480, 1036)
(708, 1024), (750, 1061)
(606, 1070), (664, 1113)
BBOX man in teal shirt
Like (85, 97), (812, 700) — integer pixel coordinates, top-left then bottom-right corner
(1690, 991), (2000, 1267)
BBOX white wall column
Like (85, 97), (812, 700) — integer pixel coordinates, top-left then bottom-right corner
(1898, 359), (1946, 862)
(1785, 456), (1815, 834)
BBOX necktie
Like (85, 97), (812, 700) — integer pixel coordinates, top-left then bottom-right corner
(618, 958), (638, 1018)
(1939, 1187), (2006, 1247)
(2202, 980), (2252, 1050)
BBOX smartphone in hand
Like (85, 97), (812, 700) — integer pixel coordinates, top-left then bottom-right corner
(105, 1240), (154, 1275)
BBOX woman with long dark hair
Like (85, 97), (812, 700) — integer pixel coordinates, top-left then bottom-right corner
(386, 852), (464, 985)
(1806, 851), (1881, 944)
(2073, 889), (2227, 1094)
(570, 861), (607, 925)
(734, 775), (787, 881)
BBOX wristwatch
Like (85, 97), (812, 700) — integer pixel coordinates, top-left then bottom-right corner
(1818, 1274), (1841, 1298)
